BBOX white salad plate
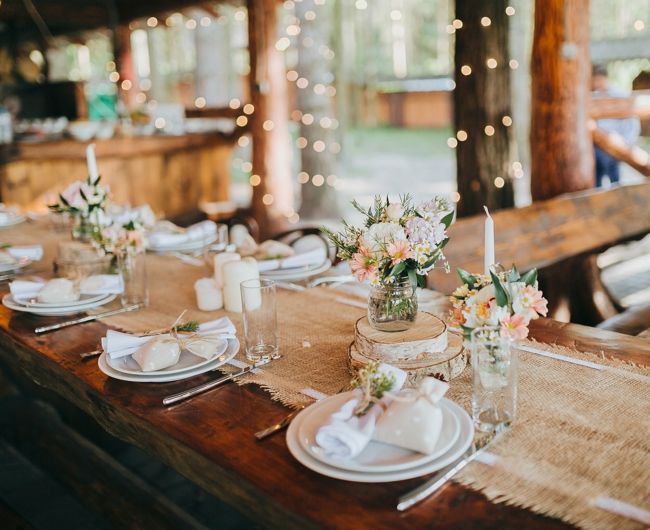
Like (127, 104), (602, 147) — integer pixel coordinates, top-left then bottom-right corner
(2, 293), (116, 316)
(0, 256), (32, 274)
(98, 338), (240, 383)
(11, 292), (110, 309)
(0, 214), (26, 228)
(286, 397), (473, 483)
(298, 392), (461, 473)
(260, 260), (331, 281)
(148, 233), (218, 253)
(107, 338), (230, 376)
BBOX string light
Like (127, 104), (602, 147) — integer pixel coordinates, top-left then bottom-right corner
(284, 0), (295, 9)
(326, 174), (337, 186)
(291, 110), (303, 121)
(243, 103), (255, 115)
(509, 59), (519, 69)
(481, 17), (491, 26)
(287, 70), (299, 82)
(312, 174), (325, 186)
(287, 24), (301, 36)
(249, 174), (261, 186)
(146, 17), (158, 27)
(296, 77), (309, 89)
(320, 117), (332, 128)
(355, 0), (368, 10)
(296, 137), (308, 148)
(242, 162), (253, 173)
(238, 136), (250, 147)
(234, 10), (246, 22)
(494, 177), (505, 188)
(634, 20), (645, 31)
(288, 213), (300, 224)
(262, 194), (274, 205)
(446, 25), (455, 35)
(314, 83), (326, 95)
(109, 72), (120, 82)
(263, 120), (275, 131)
(313, 140), (326, 152)
(461, 65), (472, 76)
(505, 6), (516, 16)
(121, 79), (132, 90)
(451, 191), (461, 203)
(298, 172), (310, 183)
(457, 130), (468, 141)
(486, 58), (497, 69)
(236, 116), (248, 127)
(447, 137), (458, 148)
(186, 19), (197, 30)
(154, 117), (166, 129)
(194, 96), (206, 108)
(502, 115), (512, 127)
(452, 19), (463, 29)
(304, 10), (316, 20)
(200, 16), (211, 27)
(326, 86), (337, 96)
(484, 125), (495, 136)
(229, 98), (241, 109)
(284, 208), (295, 218)
(301, 113), (314, 125)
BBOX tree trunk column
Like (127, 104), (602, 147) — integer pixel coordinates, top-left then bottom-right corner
(454, 0), (515, 217)
(248, 0), (294, 238)
(530, 0), (593, 200)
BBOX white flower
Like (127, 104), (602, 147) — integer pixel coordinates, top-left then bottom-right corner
(60, 180), (86, 210)
(385, 203), (404, 221)
(469, 284), (496, 306)
(510, 281), (539, 321)
(361, 222), (406, 254)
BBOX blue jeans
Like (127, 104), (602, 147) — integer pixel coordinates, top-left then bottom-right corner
(595, 147), (620, 187)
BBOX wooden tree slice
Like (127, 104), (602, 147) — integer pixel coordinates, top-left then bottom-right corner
(354, 312), (448, 362)
(348, 333), (467, 387)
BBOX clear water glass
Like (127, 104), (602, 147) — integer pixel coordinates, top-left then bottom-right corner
(118, 252), (149, 306)
(241, 279), (279, 362)
(471, 326), (517, 433)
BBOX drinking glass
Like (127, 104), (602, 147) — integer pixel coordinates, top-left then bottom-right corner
(240, 279), (279, 362)
(471, 326), (517, 433)
(203, 223), (230, 267)
(118, 252), (149, 306)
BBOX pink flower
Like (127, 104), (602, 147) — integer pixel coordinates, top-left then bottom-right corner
(350, 247), (377, 282)
(60, 180), (85, 210)
(514, 285), (548, 319)
(500, 314), (529, 340)
(387, 240), (412, 265)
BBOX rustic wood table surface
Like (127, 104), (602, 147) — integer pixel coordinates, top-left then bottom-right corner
(1, 295), (649, 529)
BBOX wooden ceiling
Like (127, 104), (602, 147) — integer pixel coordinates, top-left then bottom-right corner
(0, 0), (243, 40)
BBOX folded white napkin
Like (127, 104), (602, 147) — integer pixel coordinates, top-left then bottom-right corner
(148, 220), (217, 248)
(102, 316), (236, 360)
(315, 363), (407, 460)
(10, 275), (123, 300)
(7, 245), (43, 261)
(257, 247), (327, 272)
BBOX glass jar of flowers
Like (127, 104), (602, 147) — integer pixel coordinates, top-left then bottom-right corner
(324, 195), (453, 332)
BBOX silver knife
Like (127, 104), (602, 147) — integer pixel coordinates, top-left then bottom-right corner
(162, 359), (270, 406)
(34, 303), (144, 334)
(396, 431), (501, 511)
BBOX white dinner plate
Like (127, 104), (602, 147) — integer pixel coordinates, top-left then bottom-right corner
(107, 338), (229, 376)
(148, 233), (218, 253)
(260, 260), (331, 281)
(2, 293), (116, 316)
(298, 392), (461, 473)
(0, 256), (32, 274)
(11, 292), (110, 309)
(286, 398), (473, 483)
(97, 338), (240, 383)
(0, 214), (26, 228)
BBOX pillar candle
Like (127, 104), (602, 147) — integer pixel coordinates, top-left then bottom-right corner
(194, 278), (223, 311)
(213, 252), (240, 288)
(483, 205), (495, 275)
(223, 259), (260, 313)
(86, 143), (99, 181)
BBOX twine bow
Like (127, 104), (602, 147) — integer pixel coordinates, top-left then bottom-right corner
(147, 310), (222, 356)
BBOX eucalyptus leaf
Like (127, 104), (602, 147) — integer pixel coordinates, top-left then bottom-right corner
(417, 273), (426, 288)
(521, 268), (538, 286)
(408, 267), (417, 290)
(490, 270), (509, 307)
(441, 211), (454, 228)
(508, 265), (520, 282)
(457, 268), (476, 289)
(390, 262), (406, 277)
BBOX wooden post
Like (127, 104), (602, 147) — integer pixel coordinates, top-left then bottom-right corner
(530, 0), (594, 200)
(247, 0), (293, 238)
(454, 0), (515, 217)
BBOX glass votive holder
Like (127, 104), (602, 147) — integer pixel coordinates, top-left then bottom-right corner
(470, 326), (518, 433)
(240, 278), (279, 363)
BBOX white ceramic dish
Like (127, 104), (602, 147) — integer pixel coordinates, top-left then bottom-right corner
(2, 293), (116, 316)
(12, 292), (109, 309)
(0, 214), (26, 228)
(148, 233), (218, 253)
(260, 260), (331, 281)
(298, 392), (461, 473)
(286, 398), (473, 483)
(97, 338), (240, 383)
(0, 256), (31, 273)
(107, 338), (229, 376)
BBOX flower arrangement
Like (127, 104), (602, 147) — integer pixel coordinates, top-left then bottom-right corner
(49, 175), (109, 222)
(351, 361), (396, 416)
(323, 195), (453, 288)
(92, 219), (147, 258)
(450, 266), (548, 340)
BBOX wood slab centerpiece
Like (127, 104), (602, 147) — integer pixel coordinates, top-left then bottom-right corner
(349, 312), (466, 386)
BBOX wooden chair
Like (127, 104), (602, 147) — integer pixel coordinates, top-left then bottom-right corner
(429, 182), (650, 328)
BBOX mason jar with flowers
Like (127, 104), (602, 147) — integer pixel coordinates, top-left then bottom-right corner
(323, 195), (453, 331)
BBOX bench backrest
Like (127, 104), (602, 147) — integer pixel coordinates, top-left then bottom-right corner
(429, 182), (650, 294)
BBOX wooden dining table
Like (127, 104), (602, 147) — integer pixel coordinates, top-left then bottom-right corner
(1, 286), (649, 530)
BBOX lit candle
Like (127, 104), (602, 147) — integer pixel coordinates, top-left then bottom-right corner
(86, 143), (99, 181)
(483, 205), (495, 275)
(222, 258), (259, 313)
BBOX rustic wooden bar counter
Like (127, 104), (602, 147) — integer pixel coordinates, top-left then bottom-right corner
(2, 132), (236, 217)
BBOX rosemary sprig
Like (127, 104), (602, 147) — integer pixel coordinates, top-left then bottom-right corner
(173, 320), (200, 333)
(351, 361), (396, 416)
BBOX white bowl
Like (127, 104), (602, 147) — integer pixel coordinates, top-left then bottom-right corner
(68, 121), (98, 141)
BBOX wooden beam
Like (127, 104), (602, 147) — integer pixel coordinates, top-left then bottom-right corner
(590, 36), (650, 63)
(530, 0), (594, 200)
(591, 124), (650, 176)
(247, 0), (293, 238)
(590, 92), (650, 120)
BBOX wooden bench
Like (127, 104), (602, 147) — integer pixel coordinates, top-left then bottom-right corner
(428, 182), (650, 327)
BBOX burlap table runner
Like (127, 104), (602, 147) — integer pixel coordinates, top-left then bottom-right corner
(5, 220), (650, 529)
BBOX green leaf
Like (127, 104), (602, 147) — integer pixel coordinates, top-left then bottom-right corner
(457, 268), (476, 289)
(508, 265), (520, 282)
(389, 262), (406, 277)
(490, 270), (509, 307)
(407, 267), (417, 290)
(441, 211), (454, 228)
(417, 274), (426, 288)
(521, 268), (538, 286)
(58, 193), (70, 207)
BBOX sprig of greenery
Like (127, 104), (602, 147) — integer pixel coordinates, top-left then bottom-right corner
(173, 320), (200, 333)
(351, 361), (396, 416)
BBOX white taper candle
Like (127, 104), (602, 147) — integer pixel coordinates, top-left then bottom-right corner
(86, 143), (99, 181)
(483, 205), (495, 275)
